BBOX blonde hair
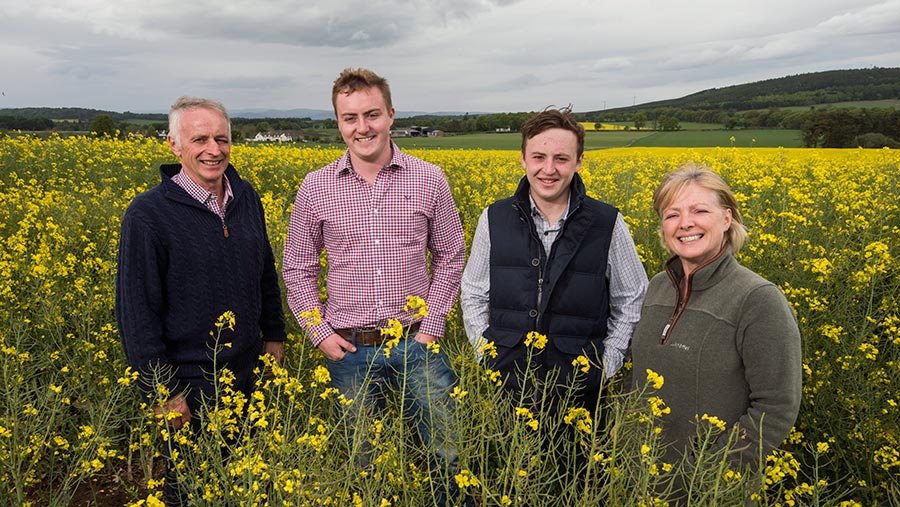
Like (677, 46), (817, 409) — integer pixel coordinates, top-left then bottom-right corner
(652, 162), (749, 254)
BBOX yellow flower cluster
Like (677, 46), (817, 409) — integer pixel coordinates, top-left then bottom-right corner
(524, 331), (547, 350)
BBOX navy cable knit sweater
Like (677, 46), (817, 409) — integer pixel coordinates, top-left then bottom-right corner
(116, 163), (285, 406)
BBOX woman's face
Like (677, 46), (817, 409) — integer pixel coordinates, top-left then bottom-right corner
(661, 183), (732, 275)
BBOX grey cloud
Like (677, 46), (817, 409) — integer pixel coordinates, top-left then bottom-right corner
(39, 44), (135, 79)
(478, 72), (547, 93)
(591, 57), (633, 72)
(817, 0), (900, 35)
(17, 0), (522, 50)
(199, 75), (299, 90)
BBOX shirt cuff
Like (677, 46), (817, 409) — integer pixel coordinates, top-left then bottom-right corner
(419, 314), (446, 339)
(603, 349), (625, 379)
(308, 322), (335, 347)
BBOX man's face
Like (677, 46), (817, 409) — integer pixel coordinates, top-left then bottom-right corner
(168, 107), (231, 191)
(335, 87), (395, 168)
(522, 128), (582, 209)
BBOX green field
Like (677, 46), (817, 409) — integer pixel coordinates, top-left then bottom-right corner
(629, 129), (803, 148)
(391, 129), (801, 149)
(392, 132), (655, 150)
(776, 99), (900, 111)
(605, 121), (725, 131)
(393, 131), (654, 150)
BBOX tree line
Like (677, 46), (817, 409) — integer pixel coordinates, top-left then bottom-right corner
(4, 103), (898, 149)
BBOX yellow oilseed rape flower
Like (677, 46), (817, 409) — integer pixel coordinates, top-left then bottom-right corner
(117, 366), (140, 386)
(380, 318), (404, 340)
(701, 413), (727, 432)
(215, 310), (236, 332)
(515, 406), (539, 431)
(382, 335), (402, 359)
(482, 368), (503, 386)
(564, 406), (593, 434)
(572, 355), (591, 373)
(646, 369), (665, 389)
(454, 469), (480, 488)
(723, 469), (743, 482)
(450, 386), (468, 401)
(648, 397), (671, 417)
(524, 331), (547, 350)
(477, 339), (498, 359)
(404, 295), (428, 319)
(312, 365), (330, 384)
(298, 307), (322, 328)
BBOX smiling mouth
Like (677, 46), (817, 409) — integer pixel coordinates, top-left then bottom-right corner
(679, 234), (703, 243)
(201, 160), (222, 166)
(357, 136), (375, 143)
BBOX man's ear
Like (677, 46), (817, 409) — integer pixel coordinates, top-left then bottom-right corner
(167, 135), (181, 158)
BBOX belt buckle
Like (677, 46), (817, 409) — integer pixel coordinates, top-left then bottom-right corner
(355, 328), (383, 346)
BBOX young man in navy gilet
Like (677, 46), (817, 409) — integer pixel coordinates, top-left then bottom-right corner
(460, 108), (647, 414)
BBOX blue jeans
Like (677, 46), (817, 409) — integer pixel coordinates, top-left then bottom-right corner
(327, 332), (464, 505)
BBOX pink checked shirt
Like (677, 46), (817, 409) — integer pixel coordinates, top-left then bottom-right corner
(283, 143), (466, 345)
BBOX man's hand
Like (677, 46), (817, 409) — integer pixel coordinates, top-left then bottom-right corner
(263, 340), (285, 365)
(317, 333), (357, 361)
(414, 332), (439, 344)
(154, 394), (192, 430)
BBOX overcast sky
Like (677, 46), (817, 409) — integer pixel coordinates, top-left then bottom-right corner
(1, 0), (899, 114)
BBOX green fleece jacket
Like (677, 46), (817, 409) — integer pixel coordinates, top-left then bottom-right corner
(631, 250), (802, 468)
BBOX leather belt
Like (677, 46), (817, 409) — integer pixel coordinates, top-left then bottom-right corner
(335, 322), (421, 346)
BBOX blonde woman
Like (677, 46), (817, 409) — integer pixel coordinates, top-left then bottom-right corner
(631, 163), (802, 472)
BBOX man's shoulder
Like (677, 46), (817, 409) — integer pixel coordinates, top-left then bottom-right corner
(487, 195), (518, 210)
(126, 182), (167, 213)
(395, 150), (445, 177)
(579, 195), (619, 215)
(299, 160), (342, 188)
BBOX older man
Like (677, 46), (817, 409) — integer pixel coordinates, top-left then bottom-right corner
(116, 96), (285, 505)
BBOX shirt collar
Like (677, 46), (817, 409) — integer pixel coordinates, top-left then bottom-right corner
(173, 168), (233, 205)
(528, 193), (572, 224)
(335, 141), (404, 176)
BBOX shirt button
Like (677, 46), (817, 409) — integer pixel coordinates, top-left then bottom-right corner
(528, 309), (538, 318)
(375, 269), (381, 275)
(374, 239), (380, 245)
(531, 258), (540, 267)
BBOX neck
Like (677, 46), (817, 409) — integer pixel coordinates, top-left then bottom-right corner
(184, 170), (224, 197)
(532, 193), (569, 225)
(351, 146), (393, 185)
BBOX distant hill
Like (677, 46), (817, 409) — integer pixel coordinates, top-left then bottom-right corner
(589, 67), (900, 115)
(0, 107), (167, 123)
(0, 106), (481, 122)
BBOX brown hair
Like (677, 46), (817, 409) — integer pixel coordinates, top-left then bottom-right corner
(331, 68), (392, 113)
(652, 162), (749, 253)
(520, 106), (585, 158)
(168, 96), (230, 147)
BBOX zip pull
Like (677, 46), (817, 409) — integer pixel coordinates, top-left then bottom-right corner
(223, 224), (229, 238)
(661, 323), (671, 343)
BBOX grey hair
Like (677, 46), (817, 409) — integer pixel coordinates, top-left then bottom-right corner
(168, 96), (231, 147)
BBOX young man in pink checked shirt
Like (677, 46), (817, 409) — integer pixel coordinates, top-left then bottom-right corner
(282, 68), (468, 506)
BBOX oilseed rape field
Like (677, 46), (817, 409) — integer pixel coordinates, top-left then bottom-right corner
(1, 133), (898, 506)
